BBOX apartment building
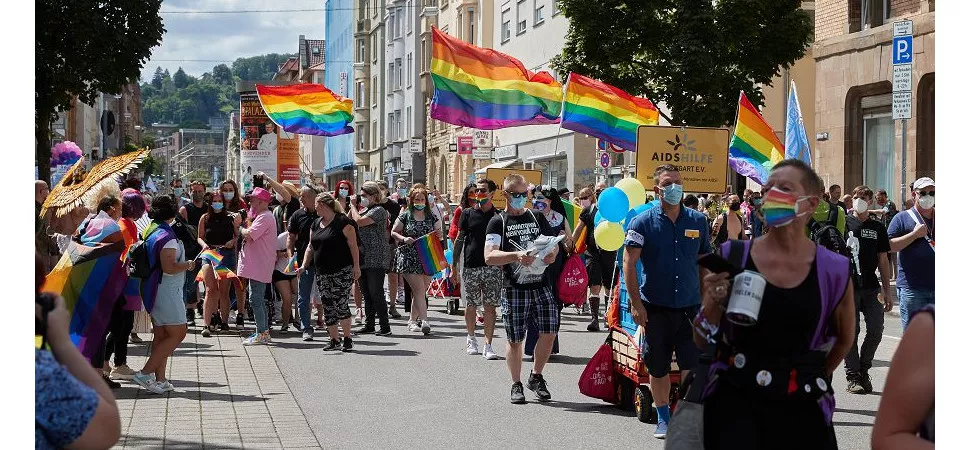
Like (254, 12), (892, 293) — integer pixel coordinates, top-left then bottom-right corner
(383, 0), (427, 185)
(325, 0), (357, 187)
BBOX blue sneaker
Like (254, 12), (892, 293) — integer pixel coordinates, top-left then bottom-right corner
(654, 418), (668, 439)
(132, 371), (155, 389)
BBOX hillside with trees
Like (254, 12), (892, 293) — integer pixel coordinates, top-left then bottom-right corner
(141, 53), (293, 128)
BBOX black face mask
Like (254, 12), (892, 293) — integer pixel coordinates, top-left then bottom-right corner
(729, 201), (741, 211)
(192, 192), (205, 202)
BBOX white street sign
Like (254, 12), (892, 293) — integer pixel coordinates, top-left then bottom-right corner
(892, 64), (912, 92)
(892, 92), (912, 120)
(893, 20), (913, 37)
(408, 138), (423, 153)
(472, 147), (491, 159)
(473, 130), (492, 148)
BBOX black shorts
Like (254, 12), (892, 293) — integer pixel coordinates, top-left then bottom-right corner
(585, 250), (618, 290)
(642, 303), (701, 378)
(272, 270), (297, 283)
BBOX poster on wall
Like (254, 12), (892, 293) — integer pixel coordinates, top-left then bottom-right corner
(485, 168), (541, 210)
(635, 126), (729, 194)
(239, 92), (302, 191)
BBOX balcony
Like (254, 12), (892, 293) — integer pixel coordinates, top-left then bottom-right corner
(357, 19), (370, 33)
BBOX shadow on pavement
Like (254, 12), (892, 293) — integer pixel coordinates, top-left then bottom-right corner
(112, 387), (274, 403)
(835, 407), (877, 418)
(349, 340), (400, 347)
(351, 349), (421, 357)
(545, 354), (592, 366)
(122, 434), (243, 449)
(534, 399), (634, 417)
(833, 421), (873, 428)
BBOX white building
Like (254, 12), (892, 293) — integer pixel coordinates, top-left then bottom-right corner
(384, 0), (426, 184)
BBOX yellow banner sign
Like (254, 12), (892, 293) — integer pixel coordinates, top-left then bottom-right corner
(485, 168), (542, 210)
(635, 126), (730, 194)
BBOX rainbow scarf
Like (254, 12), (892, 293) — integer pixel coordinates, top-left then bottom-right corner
(138, 221), (175, 313)
(414, 233), (449, 276)
(255, 83), (354, 137)
(561, 73), (659, 151)
(729, 91), (785, 184)
(42, 215), (128, 359)
(429, 26), (562, 129)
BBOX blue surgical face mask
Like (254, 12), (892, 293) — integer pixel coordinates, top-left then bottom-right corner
(211, 202), (224, 212)
(339, 188), (349, 198)
(509, 195), (527, 210)
(413, 203), (426, 210)
(174, 188), (184, 197)
(398, 188), (407, 197)
(661, 183), (684, 206)
(223, 191), (235, 200)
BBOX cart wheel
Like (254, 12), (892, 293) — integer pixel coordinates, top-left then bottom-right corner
(635, 385), (657, 424)
(616, 374), (635, 411)
(446, 299), (457, 315)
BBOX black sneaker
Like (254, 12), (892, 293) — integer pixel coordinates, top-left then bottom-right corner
(510, 381), (526, 404)
(846, 375), (866, 394)
(186, 308), (196, 325)
(376, 328), (393, 336)
(860, 373), (874, 394)
(219, 322), (230, 332)
(102, 374), (121, 389)
(235, 314), (245, 327)
(323, 338), (342, 351)
(359, 326), (376, 334)
(342, 336), (354, 352)
(586, 320), (600, 332)
(527, 372), (552, 402)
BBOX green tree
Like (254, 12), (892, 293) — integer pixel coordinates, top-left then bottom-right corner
(36, 0), (164, 182)
(151, 67), (165, 89)
(551, 0), (813, 127)
(231, 54), (294, 81)
(212, 64), (234, 85)
(173, 67), (190, 89)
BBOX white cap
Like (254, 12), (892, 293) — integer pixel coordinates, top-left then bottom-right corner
(913, 177), (935, 190)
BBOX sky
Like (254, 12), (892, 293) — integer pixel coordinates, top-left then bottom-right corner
(140, 0), (327, 81)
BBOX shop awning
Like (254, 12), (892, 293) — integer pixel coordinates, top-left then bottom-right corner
(474, 158), (520, 174)
(526, 151), (566, 163)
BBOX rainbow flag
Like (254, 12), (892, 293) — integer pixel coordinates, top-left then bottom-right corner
(729, 91), (785, 185)
(561, 201), (583, 233)
(198, 249), (224, 266)
(561, 73), (659, 151)
(430, 26), (562, 129)
(255, 84), (354, 137)
(195, 266), (241, 285)
(414, 233), (449, 276)
(282, 254), (299, 275)
(43, 215), (128, 359)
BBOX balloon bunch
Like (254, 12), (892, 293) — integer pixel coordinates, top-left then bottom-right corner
(592, 178), (660, 251)
(51, 141), (83, 167)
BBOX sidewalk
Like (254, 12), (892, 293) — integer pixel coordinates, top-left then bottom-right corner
(113, 327), (321, 450)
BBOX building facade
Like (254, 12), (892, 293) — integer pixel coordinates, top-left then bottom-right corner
(383, 0), (427, 186)
(354, 0), (383, 187)
(325, 0), (357, 187)
(814, 0), (934, 204)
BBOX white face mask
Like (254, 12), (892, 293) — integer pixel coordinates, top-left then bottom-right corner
(359, 196), (370, 207)
(852, 198), (868, 213)
(918, 194), (935, 209)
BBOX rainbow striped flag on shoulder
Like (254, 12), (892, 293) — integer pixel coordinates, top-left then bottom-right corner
(414, 233), (449, 276)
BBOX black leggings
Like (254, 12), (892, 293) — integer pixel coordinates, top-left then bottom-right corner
(104, 307), (135, 367)
(360, 268), (389, 329)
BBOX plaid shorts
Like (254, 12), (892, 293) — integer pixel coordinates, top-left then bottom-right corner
(461, 265), (504, 307)
(501, 284), (559, 343)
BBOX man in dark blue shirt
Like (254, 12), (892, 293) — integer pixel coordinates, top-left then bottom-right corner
(623, 164), (710, 439)
(888, 177), (935, 329)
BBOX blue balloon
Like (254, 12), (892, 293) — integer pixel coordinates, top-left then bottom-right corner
(444, 250), (453, 264)
(623, 203), (653, 231)
(594, 210), (605, 227)
(598, 187), (630, 222)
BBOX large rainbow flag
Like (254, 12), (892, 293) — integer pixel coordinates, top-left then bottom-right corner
(414, 233), (449, 276)
(561, 73), (660, 151)
(255, 84), (354, 137)
(729, 91), (785, 185)
(561, 201), (583, 234)
(430, 26), (562, 129)
(42, 213), (129, 359)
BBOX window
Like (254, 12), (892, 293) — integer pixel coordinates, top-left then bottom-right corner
(360, 0), (367, 18)
(372, 0), (378, 17)
(387, 114), (394, 141)
(552, 0), (560, 16)
(517, 0), (528, 34)
(407, 106), (412, 137)
(356, 39), (365, 63)
(396, 8), (404, 38)
(501, 8), (511, 43)
(863, 111), (894, 202)
(468, 9), (475, 44)
(388, 63), (394, 91)
(395, 58), (403, 88)
(358, 125), (367, 151)
(534, 1), (545, 25)
(372, 75), (378, 105)
(421, 37), (430, 71)
(407, 1), (413, 33)
(457, 10), (463, 40)
(312, 46), (321, 55)
(372, 119), (378, 147)
(356, 81), (365, 106)
(389, 10), (396, 38)
(395, 111), (402, 140)
(856, 0), (890, 31)
(407, 53), (413, 87)
(372, 34), (378, 62)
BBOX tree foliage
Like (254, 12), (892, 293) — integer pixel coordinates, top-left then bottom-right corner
(36, 0), (165, 182)
(551, 0), (813, 127)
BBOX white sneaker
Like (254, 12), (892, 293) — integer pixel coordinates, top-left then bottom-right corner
(145, 380), (167, 395)
(482, 344), (499, 360)
(132, 371), (156, 389)
(156, 380), (175, 392)
(421, 320), (431, 335)
(407, 321), (421, 332)
(466, 336), (480, 355)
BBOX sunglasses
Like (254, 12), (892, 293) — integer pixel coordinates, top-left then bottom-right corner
(578, 196), (591, 200)
(506, 191), (528, 199)
(473, 188), (488, 194)
(918, 191), (935, 197)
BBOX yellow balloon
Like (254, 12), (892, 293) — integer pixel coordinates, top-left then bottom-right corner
(616, 177), (646, 208)
(594, 221), (625, 251)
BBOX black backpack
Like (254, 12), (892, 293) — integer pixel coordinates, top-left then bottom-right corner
(126, 239), (153, 279)
(808, 203), (851, 259)
(171, 215), (203, 260)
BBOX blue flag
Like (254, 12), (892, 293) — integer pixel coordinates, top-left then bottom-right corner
(785, 81), (812, 165)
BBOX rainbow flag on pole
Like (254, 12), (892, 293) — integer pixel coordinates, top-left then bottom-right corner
(414, 233), (449, 276)
(198, 249), (224, 266)
(561, 201), (583, 233)
(430, 26), (562, 129)
(282, 254), (299, 275)
(255, 84), (354, 137)
(729, 91), (785, 185)
(561, 73), (660, 151)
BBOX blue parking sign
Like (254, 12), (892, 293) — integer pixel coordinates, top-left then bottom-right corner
(892, 36), (913, 64)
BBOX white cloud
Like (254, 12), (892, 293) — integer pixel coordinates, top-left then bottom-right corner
(141, 0), (326, 81)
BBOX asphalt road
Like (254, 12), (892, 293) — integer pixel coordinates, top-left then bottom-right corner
(268, 301), (901, 449)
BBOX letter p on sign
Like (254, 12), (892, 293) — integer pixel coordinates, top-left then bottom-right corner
(892, 36), (913, 65)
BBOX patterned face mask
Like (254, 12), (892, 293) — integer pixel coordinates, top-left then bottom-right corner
(762, 187), (811, 228)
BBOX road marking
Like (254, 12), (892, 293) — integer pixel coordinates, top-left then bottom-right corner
(883, 334), (901, 341)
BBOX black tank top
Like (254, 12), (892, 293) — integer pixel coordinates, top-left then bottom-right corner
(184, 202), (207, 229)
(203, 212), (235, 246)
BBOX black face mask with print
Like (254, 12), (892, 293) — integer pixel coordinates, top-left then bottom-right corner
(729, 201), (741, 211)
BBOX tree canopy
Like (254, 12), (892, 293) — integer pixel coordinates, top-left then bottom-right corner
(36, 0), (165, 182)
(551, 0), (813, 127)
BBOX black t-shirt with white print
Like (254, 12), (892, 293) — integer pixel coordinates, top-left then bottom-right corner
(485, 210), (554, 289)
(845, 213), (891, 289)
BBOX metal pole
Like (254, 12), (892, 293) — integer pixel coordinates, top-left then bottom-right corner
(900, 118), (908, 204)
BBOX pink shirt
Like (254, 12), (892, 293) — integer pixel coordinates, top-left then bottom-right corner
(237, 209), (277, 283)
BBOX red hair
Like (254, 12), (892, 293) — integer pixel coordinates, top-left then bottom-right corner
(334, 180), (354, 197)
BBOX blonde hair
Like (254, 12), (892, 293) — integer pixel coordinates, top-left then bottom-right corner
(315, 192), (344, 214)
(502, 173), (526, 191)
(361, 181), (386, 204)
(578, 187), (594, 202)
